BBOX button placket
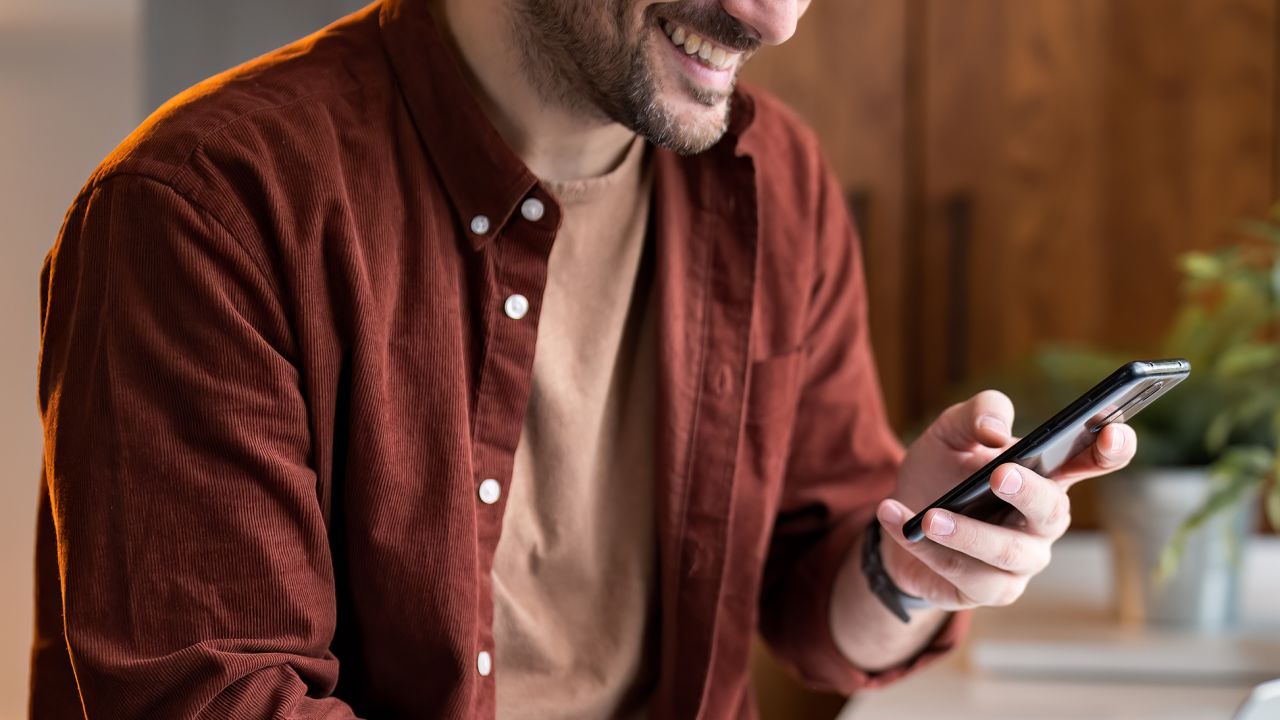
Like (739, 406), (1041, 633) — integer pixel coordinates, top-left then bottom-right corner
(463, 200), (555, 707)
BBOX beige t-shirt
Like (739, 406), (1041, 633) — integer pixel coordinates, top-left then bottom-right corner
(492, 136), (658, 720)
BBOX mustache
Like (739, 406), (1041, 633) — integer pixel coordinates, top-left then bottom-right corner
(647, 2), (761, 54)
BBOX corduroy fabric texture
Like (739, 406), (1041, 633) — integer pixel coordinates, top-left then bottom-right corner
(32, 1), (968, 718)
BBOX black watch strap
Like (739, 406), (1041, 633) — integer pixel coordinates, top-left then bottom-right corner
(861, 520), (931, 623)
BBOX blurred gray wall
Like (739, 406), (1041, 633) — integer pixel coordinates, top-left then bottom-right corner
(0, 4), (142, 716)
(144, 0), (371, 112)
(1, 2), (373, 717)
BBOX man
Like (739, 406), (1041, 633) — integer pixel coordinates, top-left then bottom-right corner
(32, 0), (1137, 717)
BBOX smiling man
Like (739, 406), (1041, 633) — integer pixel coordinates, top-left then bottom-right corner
(32, 1), (1136, 718)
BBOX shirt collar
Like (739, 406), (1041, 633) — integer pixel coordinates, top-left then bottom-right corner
(378, 0), (538, 250)
(377, 0), (762, 248)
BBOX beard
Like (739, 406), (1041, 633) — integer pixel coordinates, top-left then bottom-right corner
(510, 0), (759, 155)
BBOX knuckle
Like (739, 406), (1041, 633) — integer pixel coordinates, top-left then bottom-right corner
(892, 565), (926, 598)
(1044, 493), (1071, 529)
(996, 539), (1024, 571)
(954, 524), (980, 553)
(937, 551), (968, 579)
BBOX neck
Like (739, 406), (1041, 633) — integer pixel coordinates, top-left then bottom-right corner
(433, 0), (638, 182)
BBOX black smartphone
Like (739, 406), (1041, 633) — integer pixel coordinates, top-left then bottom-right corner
(903, 359), (1191, 542)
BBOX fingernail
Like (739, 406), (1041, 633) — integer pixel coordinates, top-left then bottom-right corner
(997, 468), (1023, 495)
(878, 501), (904, 524)
(1108, 428), (1126, 453)
(928, 510), (956, 536)
(978, 415), (1009, 437)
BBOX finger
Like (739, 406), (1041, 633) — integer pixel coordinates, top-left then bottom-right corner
(929, 390), (1016, 451)
(1052, 423), (1138, 485)
(919, 506), (1051, 575)
(877, 499), (1026, 608)
(990, 463), (1072, 538)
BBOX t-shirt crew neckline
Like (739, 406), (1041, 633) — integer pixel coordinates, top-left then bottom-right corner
(542, 134), (649, 207)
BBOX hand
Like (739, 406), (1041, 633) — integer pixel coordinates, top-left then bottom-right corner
(877, 390), (1137, 610)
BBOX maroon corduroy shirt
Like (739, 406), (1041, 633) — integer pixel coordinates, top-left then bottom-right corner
(32, 1), (968, 717)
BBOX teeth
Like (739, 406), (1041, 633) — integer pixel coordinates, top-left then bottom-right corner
(662, 20), (737, 71)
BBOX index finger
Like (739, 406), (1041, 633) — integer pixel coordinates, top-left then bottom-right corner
(1051, 422), (1137, 486)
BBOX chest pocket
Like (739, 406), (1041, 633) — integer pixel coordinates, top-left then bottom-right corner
(743, 349), (804, 483)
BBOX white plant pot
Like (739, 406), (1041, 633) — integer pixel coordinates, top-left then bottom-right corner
(1098, 467), (1254, 630)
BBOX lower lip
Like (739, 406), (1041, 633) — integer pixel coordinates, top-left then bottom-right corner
(656, 24), (735, 92)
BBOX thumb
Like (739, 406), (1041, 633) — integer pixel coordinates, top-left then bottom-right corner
(929, 390), (1014, 450)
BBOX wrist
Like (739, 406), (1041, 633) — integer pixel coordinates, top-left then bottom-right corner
(862, 520), (931, 623)
(829, 522), (947, 671)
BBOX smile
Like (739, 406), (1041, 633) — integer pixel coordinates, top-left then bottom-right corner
(660, 19), (740, 72)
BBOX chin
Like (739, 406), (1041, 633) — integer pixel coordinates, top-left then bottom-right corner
(667, 101), (731, 150)
(643, 71), (734, 153)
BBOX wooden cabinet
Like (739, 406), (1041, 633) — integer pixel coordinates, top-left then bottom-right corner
(744, 0), (1279, 430)
(743, 4), (1276, 717)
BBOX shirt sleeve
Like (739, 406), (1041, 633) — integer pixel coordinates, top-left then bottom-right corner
(756, 158), (970, 694)
(36, 174), (362, 719)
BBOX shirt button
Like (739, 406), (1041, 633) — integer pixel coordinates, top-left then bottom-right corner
(477, 650), (493, 677)
(520, 197), (545, 222)
(478, 478), (502, 505)
(504, 293), (530, 320)
(470, 215), (491, 235)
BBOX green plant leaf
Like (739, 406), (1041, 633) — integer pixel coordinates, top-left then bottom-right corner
(1215, 344), (1280, 379)
(1157, 471), (1259, 582)
(1181, 252), (1224, 280)
(1158, 532), (1190, 584)
(1205, 413), (1234, 454)
(1157, 448), (1271, 581)
(1214, 445), (1274, 477)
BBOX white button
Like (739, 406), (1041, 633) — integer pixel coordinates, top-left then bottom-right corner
(478, 479), (502, 505)
(504, 293), (529, 320)
(520, 198), (545, 222)
(470, 215), (491, 235)
(477, 650), (492, 677)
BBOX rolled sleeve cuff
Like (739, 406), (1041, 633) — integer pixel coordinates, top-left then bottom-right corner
(770, 514), (973, 694)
